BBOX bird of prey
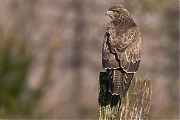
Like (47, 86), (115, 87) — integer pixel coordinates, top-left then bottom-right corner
(102, 5), (141, 107)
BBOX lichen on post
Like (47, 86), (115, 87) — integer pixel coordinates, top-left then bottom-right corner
(98, 72), (152, 120)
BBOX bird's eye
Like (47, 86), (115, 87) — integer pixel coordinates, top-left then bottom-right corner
(113, 10), (118, 13)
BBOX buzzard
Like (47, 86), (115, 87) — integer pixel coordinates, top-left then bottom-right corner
(102, 5), (141, 106)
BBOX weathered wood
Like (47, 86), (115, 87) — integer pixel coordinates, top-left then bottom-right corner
(98, 72), (152, 120)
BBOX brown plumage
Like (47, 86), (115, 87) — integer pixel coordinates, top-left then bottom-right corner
(102, 5), (141, 107)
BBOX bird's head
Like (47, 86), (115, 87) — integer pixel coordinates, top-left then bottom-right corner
(105, 5), (133, 22)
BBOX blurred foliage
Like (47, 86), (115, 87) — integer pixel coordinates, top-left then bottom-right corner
(0, 35), (51, 118)
(140, 0), (168, 13)
(124, 0), (168, 13)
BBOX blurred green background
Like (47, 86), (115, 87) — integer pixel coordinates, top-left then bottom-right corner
(0, 0), (179, 119)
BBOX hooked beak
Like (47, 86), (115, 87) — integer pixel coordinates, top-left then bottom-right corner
(105, 10), (114, 16)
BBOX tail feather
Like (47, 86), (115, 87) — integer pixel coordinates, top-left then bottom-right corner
(122, 73), (134, 97)
(107, 69), (134, 107)
(112, 70), (123, 96)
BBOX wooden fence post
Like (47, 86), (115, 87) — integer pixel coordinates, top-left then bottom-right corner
(98, 72), (152, 120)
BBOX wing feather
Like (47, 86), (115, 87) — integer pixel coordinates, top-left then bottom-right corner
(116, 25), (141, 73)
(102, 22), (141, 73)
(102, 32), (119, 69)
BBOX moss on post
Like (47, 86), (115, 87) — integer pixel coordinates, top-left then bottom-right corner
(98, 72), (152, 120)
